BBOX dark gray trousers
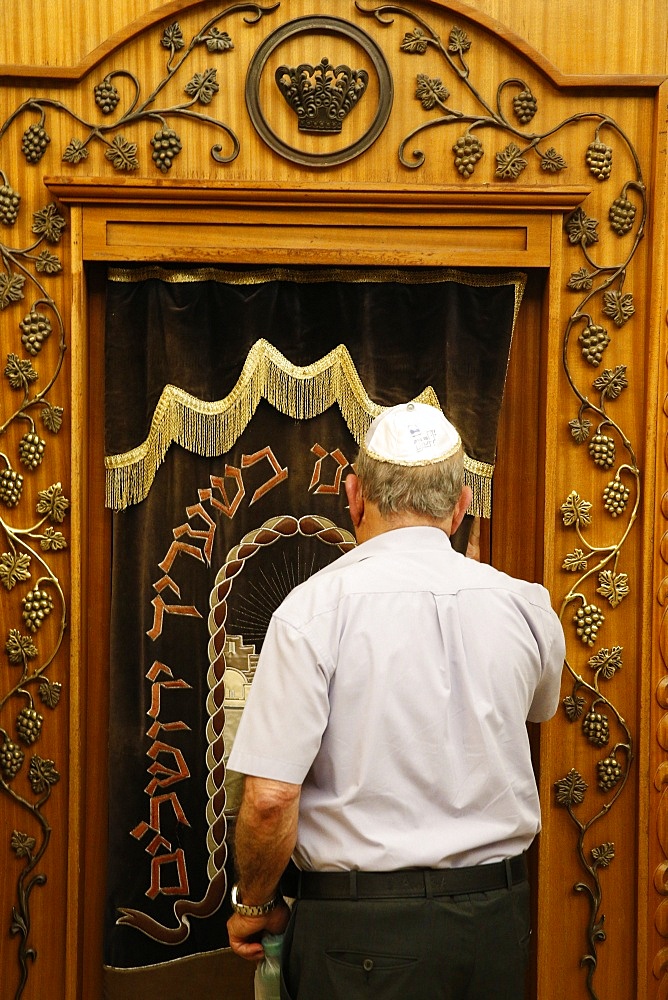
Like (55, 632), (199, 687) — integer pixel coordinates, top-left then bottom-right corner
(280, 881), (531, 1000)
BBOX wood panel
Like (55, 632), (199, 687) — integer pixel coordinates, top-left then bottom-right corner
(73, 199), (564, 267)
(1, 0), (666, 78)
(0, 2), (664, 999)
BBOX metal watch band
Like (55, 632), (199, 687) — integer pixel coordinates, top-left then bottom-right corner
(230, 883), (282, 917)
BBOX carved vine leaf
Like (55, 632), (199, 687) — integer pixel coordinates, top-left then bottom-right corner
(563, 694), (586, 721)
(562, 548), (588, 572)
(588, 645), (623, 679)
(592, 842), (615, 869)
(32, 203), (66, 243)
(568, 267), (594, 292)
(36, 482), (69, 524)
(569, 416), (592, 443)
(41, 403), (64, 434)
(597, 570), (630, 608)
(184, 68), (220, 105)
(0, 272), (26, 309)
(448, 26), (471, 54)
(35, 250), (63, 274)
(10, 906), (28, 938)
(495, 143), (528, 179)
(162, 22), (185, 51)
(555, 768), (588, 807)
(62, 138), (89, 165)
(592, 364), (628, 400)
(202, 28), (233, 53)
(10, 830), (36, 859)
(5, 629), (38, 664)
(105, 136), (139, 172)
(39, 678), (62, 708)
(28, 755), (60, 794)
(602, 289), (635, 327)
(40, 526), (67, 552)
(415, 74), (449, 109)
(401, 28), (429, 54)
(5, 353), (38, 389)
(565, 207), (599, 247)
(541, 148), (567, 173)
(561, 490), (592, 527)
(0, 551), (31, 590)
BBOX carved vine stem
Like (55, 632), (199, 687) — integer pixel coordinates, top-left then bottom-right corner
(0, 5), (283, 996)
(355, 5), (644, 997)
(0, 4), (280, 170)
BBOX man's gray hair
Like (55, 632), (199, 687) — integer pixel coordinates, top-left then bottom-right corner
(355, 446), (464, 520)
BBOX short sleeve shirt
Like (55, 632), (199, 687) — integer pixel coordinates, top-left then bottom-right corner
(228, 526), (565, 871)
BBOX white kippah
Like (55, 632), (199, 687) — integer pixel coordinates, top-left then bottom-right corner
(363, 402), (462, 466)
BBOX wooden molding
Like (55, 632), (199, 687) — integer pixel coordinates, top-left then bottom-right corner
(45, 176), (591, 212)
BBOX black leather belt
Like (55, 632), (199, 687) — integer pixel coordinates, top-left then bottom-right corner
(287, 854), (527, 901)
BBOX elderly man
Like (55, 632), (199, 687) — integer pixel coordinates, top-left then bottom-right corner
(226, 402), (565, 999)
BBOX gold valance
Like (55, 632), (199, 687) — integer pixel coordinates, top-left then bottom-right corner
(104, 338), (493, 515)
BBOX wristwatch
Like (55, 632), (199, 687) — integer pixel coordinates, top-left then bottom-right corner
(230, 883), (282, 917)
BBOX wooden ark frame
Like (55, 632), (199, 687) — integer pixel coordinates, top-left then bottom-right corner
(0, 3), (666, 999)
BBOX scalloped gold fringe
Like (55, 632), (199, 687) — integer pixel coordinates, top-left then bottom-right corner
(105, 338), (494, 516)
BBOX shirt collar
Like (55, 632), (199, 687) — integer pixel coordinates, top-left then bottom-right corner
(349, 525), (453, 560)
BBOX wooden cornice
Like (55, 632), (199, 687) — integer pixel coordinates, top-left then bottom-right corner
(45, 176), (591, 214)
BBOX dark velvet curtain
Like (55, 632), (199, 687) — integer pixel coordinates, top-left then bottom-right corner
(102, 266), (523, 997)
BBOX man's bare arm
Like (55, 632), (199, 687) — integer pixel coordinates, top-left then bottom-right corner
(227, 775), (300, 961)
(235, 775), (300, 901)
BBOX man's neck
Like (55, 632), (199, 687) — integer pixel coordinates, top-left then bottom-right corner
(356, 505), (452, 544)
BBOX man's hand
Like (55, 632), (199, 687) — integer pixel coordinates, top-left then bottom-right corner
(227, 900), (291, 962)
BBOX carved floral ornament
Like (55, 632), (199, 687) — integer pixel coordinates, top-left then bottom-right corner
(0, 3), (649, 998)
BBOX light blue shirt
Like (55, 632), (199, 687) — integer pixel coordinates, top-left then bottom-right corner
(228, 526), (565, 871)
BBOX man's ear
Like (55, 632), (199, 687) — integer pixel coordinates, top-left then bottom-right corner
(450, 485), (473, 537)
(344, 473), (364, 529)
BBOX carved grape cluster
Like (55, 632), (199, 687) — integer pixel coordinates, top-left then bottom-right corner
(578, 324), (610, 366)
(22, 588), (55, 633)
(573, 603), (605, 646)
(19, 310), (52, 356)
(18, 432), (46, 470)
(452, 134), (483, 177)
(0, 468), (24, 507)
(151, 128), (182, 173)
(0, 183), (20, 225)
(603, 478), (630, 517)
(94, 79), (121, 114)
(512, 89), (537, 124)
(583, 709), (610, 747)
(16, 707), (43, 746)
(0, 738), (24, 780)
(588, 433), (615, 469)
(609, 196), (636, 236)
(586, 141), (613, 181)
(596, 755), (623, 790)
(21, 124), (51, 163)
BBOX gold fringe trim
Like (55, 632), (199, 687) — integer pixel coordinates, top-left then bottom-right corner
(108, 264), (526, 301)
(463, 458), (494, 519)
(105, 338), (494, 516)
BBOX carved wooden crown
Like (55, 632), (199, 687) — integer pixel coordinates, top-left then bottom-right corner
(275, 57), (369, 133)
